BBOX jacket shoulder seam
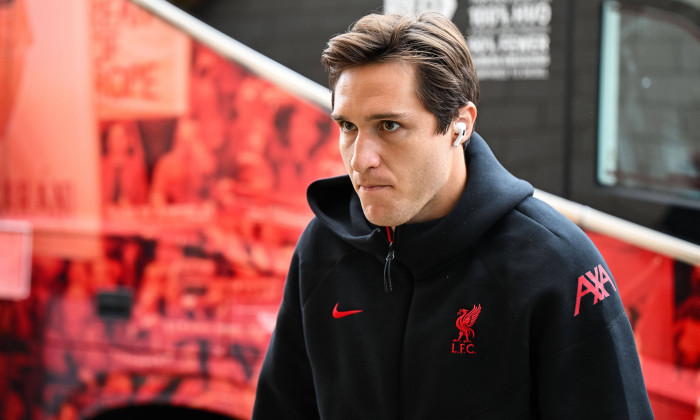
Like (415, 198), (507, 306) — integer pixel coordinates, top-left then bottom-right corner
(513, 201), (566, 241)
(300, 247), (364, 310)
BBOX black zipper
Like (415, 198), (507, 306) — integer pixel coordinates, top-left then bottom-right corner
(383, 226), (395, 293)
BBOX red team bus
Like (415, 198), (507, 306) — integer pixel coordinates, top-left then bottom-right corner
(1, 0), (700, 418)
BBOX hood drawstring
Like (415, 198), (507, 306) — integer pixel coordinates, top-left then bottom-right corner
(383, 226), (395, 293)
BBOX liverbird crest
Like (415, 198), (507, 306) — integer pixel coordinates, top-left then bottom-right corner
(453, 304), (482, 343)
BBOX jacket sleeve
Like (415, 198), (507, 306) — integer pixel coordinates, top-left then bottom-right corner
(527, 246), (654, 418)
(534, 304), (654, 419)
(488, 198), (654, 419)
(252, 253), (320, 419)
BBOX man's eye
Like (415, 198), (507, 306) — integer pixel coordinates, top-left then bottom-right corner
(381, 121), (400, 132)
(340, 121), (357, 132)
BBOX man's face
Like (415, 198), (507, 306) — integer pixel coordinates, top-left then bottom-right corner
(332, 61), (466, 228)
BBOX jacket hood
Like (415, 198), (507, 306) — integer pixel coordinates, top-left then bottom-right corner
(307, 132), (534, 278)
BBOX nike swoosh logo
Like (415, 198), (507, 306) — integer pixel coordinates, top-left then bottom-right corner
(332, 303), (363, 319)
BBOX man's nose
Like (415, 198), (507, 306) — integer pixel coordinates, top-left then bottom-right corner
(350, 131), (381, 172)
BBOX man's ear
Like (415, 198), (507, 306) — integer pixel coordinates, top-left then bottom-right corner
(452, 102), (477, 148)
(457, 102), (477, 134)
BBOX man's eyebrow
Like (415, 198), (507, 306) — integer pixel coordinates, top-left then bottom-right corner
(365, 112), (410, 121)
(331, 112), (410, 122)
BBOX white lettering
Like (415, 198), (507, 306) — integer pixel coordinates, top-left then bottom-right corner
(468, 5), (511, 28)
(511, 2), (552, 26)
(498, 33), (550, 53)
(467, 36), (498, 54)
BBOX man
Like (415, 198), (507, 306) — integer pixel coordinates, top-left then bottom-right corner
(253, 12), (653, 419)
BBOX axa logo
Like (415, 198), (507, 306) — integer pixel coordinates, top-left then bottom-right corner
(574, 264), (617, 316)
(451, 304), (481, 354)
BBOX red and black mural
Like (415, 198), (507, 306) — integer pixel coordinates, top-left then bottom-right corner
(0, 1), (342, 419)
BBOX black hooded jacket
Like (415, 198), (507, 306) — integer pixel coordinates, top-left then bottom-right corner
(252, 133), (653, 419)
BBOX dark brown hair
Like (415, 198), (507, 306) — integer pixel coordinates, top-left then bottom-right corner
(321, 12), (479, 134)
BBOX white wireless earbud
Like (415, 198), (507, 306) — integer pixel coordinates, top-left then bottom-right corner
(453, 122), (467, 147)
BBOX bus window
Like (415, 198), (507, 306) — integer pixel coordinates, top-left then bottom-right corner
(598, 1), (700, 207)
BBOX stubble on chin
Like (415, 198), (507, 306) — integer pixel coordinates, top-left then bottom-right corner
(361, 202), (408, 228)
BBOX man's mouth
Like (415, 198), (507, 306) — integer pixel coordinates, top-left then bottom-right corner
(354, 174), (391, 192)
(359, 184), (387, 191)
(356, 179), (394, 193)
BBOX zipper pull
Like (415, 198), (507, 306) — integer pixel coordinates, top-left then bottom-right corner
(384, 226), (395, 293)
